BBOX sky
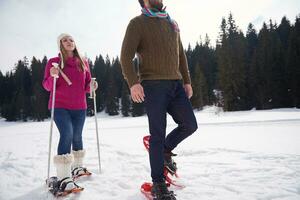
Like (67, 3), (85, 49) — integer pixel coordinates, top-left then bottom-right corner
(0, 0), (299, 73)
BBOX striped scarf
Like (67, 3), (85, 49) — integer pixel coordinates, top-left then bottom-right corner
(141, 8), (180, 32)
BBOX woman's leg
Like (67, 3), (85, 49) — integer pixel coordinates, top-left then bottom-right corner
(70, 109), (86, 151)
(54, 108), (73, 155)
(70, 109), (87, 170)
(53, 108), (76, 187)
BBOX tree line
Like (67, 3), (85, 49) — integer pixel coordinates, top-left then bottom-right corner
(0, 14), (299, 121)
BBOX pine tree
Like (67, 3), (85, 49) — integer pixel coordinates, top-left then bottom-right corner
(216, 17), (228, 102)
(93, 55), (109, 112)
(246, 23), (258, 109)
(286, 15), (300, 107)
(253, 21), (282, 109)
(254, 23), (272, 109)
(187, 35), (217, 106)
(191, 63), (209, 110)
(1, 71), (17, 121)
(41, 56), (50, 117)
(111, 57), (124, 98)
(217, 17), (227, 47)
(105, 66), (119, 116)
(121, 80), (131, 117)
(217, 13), (247, 111)
(276, 16), (292, 107)
(202, 35), (218, 104)
(31, 57), (48, 121)
(278, 16), (291, 50)
(186, 44), (193, 68)
(272, 17), (291, 107)
(14, 58), (32, 121)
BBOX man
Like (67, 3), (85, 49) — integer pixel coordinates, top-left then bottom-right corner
(120, 0), (198, 199)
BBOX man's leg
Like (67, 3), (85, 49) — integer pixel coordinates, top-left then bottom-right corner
(165, 81), (198, 152)
(143, 80), (170, 183)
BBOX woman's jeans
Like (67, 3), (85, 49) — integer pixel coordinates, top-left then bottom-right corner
(54, 108), (86, 155)
(142, 80), (198, 183)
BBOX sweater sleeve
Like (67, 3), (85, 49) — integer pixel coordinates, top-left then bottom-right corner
(42, 59), (55, 92)
(120, 18), (141, 88)
(84, 60), (92, 93)
(178, 35), (191, 84)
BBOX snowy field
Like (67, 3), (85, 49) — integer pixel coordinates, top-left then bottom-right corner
(0, 107), (300, 200)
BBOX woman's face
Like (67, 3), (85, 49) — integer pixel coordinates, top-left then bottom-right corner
(61, 36), (75, 52)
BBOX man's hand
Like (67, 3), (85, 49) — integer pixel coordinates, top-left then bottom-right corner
(130, 83), (145, 103)
(184, 84), (193, 99)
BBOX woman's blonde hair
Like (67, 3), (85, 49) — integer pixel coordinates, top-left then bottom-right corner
(57, 33), (86, 71)
(59, 43), (86, 72)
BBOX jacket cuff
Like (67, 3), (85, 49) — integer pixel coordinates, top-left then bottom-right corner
(127, 77), (140, 88)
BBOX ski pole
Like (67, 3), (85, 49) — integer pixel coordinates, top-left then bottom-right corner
(90, 78), (101, 173)
(47, 63), (59, 182)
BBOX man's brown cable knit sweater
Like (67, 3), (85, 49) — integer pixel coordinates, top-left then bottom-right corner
(120, 15), (191, 88)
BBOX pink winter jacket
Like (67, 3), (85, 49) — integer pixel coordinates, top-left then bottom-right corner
(42, 56), (91, 110)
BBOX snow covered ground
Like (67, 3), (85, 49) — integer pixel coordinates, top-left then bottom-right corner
(0, 107), (300, 200)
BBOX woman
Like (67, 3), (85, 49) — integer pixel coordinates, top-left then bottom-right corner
(43, 33), (97, 194)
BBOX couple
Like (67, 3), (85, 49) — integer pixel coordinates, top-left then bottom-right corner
(43, 0), (198, 199)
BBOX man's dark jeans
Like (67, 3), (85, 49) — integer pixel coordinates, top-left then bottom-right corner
(142, 80), (198, 183)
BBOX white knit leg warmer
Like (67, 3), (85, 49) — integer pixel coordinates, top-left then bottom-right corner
(72, 149), (86, 169)
(53, 153), (74, 180)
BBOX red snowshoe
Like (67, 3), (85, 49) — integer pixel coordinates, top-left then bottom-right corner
(143, 135), (185, 188)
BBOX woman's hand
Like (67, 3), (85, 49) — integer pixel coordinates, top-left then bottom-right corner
(93, 81), (98, 91)
(90, 79), (98, 92)
(50, 67), (59, 78)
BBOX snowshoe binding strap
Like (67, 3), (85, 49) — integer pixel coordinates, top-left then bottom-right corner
(72, 167), (92, 179)
(143, 135), (150, 151)
(52, 177), (84, 197)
